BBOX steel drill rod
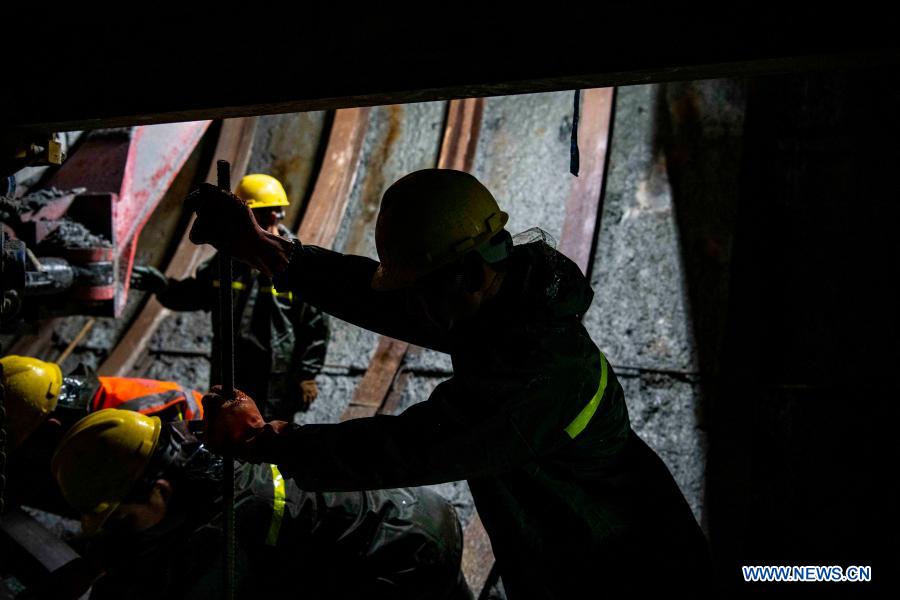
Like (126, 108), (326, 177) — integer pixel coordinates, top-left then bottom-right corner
(216, 159), (236, 600)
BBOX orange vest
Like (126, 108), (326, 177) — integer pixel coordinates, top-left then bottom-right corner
(91, 377), (204, 421)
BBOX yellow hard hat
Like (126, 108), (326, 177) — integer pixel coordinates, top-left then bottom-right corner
(0, 355), (62, 450)
(51, 409), (161, 535)
(372, 169), (509, 291)
(235, 174), (289, 209)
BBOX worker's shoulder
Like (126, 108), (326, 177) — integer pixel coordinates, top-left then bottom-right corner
(511, 238), (583, 277)
(505, 241), (594, 321)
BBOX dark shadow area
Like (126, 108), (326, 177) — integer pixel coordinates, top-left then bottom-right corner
(660, 68), (900, 597)
(654, 77), (746, 593)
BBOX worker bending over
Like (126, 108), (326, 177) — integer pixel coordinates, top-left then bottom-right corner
(43, 409), (472, 600)
(189, 168), (712, 597)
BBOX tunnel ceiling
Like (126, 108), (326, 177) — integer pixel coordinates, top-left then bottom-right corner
(4, 9), (900, 131)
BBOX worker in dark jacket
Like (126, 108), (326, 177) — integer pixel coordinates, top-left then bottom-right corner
(44, 409), (472, 600)
(131, 174), (328, 420)
(188, 169), (712, 598)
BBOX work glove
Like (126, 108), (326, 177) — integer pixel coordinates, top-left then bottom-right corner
(129, 265), (169, 294)
(186, 182), (293, 277)
(298, 379), (319, 411)
(201, 385), (292, 463)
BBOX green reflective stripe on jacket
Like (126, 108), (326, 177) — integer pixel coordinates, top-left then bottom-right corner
(211, 280), (247, 291)
(564, 351), (609, 439)
(266, 465), (286, 546)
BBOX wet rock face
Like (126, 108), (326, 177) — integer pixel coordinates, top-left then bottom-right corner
(473, 92), (575, 243)
(144, 354), (211, 395)
(584, 84), (695, 374)
(246, 112), (327, 230)
(582, 82), (749, 530)
(295, 374), (361, 426)
(619, 374), (706, 520)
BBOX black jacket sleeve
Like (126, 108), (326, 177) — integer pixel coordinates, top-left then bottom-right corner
(156, 258), (216, 312)
(264, 367), (587, 491)
(273, 242), (450, 353)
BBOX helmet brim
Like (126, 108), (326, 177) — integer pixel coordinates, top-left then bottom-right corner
(246, 198), (290, 209)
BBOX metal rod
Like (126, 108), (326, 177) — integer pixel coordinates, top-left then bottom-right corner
(216, 159), (236, 600)
(55, 318), (96, 364)
(217, 162), (235, 397)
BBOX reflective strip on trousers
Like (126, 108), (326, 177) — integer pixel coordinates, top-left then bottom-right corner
(266, 465), (286, 546)
(564, 351), (609, 439)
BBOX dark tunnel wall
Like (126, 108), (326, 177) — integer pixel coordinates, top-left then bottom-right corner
(665, 68), (900, 595)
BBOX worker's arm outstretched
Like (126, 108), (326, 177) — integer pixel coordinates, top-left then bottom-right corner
(187, 183), (449, 352)
(201, 366), (585, 491)
(274, 244), (450, 352)
(129, 263), (215, 312)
